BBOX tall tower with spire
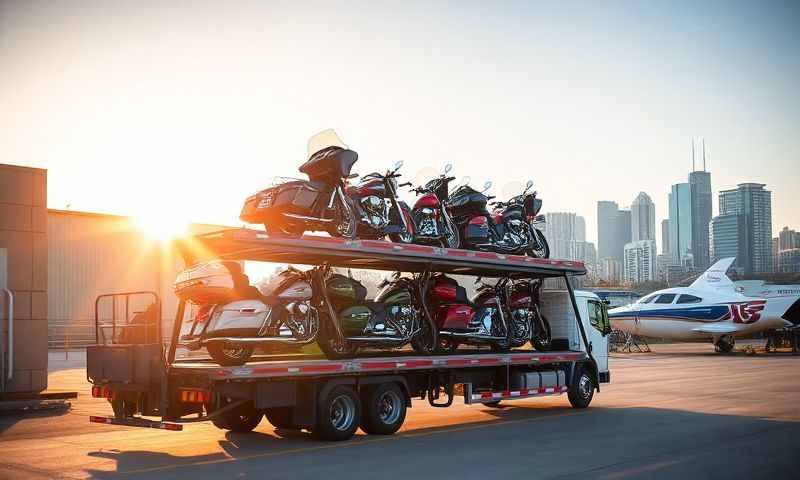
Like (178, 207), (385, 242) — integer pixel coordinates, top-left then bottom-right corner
(688, 138), (712, 269)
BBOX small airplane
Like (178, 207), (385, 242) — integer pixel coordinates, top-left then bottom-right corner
(608, 257), (800, 353)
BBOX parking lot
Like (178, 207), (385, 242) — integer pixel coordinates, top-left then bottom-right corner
(1, 345), (798, 479)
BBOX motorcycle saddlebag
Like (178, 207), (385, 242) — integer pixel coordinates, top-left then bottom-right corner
(240, 181), (323, 223)
(465, 216), (489, 244)
(326, 274), (368, 308)
(205, 299), (271, 338)
(431, 274), (469, 303)
(174, 260), (251, 304)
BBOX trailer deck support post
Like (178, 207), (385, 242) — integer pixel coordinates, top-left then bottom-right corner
(563, 273), (598, 389)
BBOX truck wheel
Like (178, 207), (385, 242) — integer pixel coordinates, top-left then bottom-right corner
(211, 401), (263, 433)
(567, 367), (594, 409)
(207, 343), (254, 366)
(314, 386), (361, 441)
(264, 407), (298, 430)
(360, 383), (406, 435)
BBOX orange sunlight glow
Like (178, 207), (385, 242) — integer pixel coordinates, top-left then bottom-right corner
(134, 210), (189, 242)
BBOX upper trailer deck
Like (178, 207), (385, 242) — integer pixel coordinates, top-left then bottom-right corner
(178, 229), (586, 278)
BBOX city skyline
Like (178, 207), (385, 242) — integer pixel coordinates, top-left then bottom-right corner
(1, 1), (798, 243)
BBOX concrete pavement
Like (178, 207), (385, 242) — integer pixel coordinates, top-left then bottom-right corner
(1, 345), (798, 479)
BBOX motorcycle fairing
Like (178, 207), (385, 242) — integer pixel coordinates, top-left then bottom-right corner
(299, 147), (359, 183)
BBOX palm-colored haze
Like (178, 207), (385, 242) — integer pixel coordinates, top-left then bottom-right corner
(1, 0), (798, 247)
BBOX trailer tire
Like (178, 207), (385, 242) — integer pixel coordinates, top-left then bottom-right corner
(211, 401), (263, 433)
(567, 367), (594, 409)
(264, 407), (298, 430)
(360, 383), (406, 435)
(314, 385), (361, 441)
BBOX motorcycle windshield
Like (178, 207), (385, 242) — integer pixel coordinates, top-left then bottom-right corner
(307, 129), (348, 159)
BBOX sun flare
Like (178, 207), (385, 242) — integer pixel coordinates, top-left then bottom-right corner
(134, 211), (189, 241)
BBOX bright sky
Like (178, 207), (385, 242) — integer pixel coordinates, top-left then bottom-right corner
(2, 1), (798, 247)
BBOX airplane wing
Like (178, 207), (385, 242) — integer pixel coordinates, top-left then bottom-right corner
(691, 323), (743, 335)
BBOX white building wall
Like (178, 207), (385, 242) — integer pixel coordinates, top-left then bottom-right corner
(623, 239), (657, 284)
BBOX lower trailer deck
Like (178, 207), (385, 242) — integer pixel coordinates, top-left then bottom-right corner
(169, 350), (587, 381)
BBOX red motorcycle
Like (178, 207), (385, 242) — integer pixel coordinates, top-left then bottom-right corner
(427, 274), (551, 353)
(409, 164), (461, 248)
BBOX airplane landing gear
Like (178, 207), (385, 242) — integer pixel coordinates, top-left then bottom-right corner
(714, 335), (735, 353)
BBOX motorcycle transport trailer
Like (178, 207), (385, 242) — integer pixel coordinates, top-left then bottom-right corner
(86, 228), (609, 441)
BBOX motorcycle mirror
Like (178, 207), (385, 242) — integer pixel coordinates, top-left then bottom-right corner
(444, 163), (452, 174)
(346, 173), (359, 179)
(482, 180), (493, 193)
(393, 160), (403, 171)
(526, 179), (534, 190)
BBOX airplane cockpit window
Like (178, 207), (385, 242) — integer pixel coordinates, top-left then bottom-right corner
(638, 294), (658, 304)
(676, 294), (702, 304)
(654, 293), (677, 304)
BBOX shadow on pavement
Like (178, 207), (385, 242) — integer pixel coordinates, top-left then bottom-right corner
(83, 405), (800, 479)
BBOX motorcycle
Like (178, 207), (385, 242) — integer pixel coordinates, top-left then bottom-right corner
(427, 273), (515, 352)
(409, 164), (461, 248)
(315, 265), (438, 358)
(500, 278), (552, 351)
(240, 129), (414, 242)
(449, 179), (550, 258)
(346, 161), (416, 243)
(175, 261), (320, 366)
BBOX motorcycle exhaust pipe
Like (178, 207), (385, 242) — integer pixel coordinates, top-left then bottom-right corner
(204, 335), (317, 347)
(438, 330), (507, 341)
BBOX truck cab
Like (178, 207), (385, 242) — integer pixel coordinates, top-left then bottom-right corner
(539, 289), (611, 383)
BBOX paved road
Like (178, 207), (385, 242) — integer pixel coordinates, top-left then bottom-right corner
(1, 345), (798, 479)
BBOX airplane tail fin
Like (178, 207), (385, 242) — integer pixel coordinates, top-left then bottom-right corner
(689, 257), (736, 291)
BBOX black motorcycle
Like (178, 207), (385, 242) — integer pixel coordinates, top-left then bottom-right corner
(346, 161), (415, 243)
(409, 164), (461, 248)
(240, 130), (414, 241)
(449, 180), (549, 258)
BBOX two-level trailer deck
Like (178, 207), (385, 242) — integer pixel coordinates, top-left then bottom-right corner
(87, 229), (606, 441)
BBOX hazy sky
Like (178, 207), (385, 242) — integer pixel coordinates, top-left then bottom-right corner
(2, 0), (798, 247)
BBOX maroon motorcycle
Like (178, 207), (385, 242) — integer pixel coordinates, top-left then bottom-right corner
(409, 164), (460, 248)
(427, 274), (551, 353)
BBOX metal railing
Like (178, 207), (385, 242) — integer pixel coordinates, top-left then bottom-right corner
(48, 318), (96, 350)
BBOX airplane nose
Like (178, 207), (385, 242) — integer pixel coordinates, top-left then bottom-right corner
(782, 298), (800, 326)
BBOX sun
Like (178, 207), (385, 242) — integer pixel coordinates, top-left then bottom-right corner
(134, 210), (189, 242)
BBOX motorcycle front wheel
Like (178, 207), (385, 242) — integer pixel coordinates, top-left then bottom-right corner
(532, 314), (552, 351)
(207, 342), (254, 366)
(443, 218), (461, 249)
(411, 317), (438, 355)
(332, 196), (358, 239)
(528, 227), (550, 259)
(318, 313), (359, 359)
(389, 206), (415, 244)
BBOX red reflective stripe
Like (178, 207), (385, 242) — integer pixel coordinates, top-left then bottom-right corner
(298, 364), (345, 374)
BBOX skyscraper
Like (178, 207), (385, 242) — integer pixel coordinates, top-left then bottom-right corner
(597, 201), (619, 262)
(718, 183), (773, 273)
(617, 209), (632, 259)
(543, 212), (585, 260)
(689, 170), (712, 269)
(631, 192), (655, 241)
(668, 183), (693, 266)
(661, 219), (670, 256)
(710, 213), (748, 271)
(623, 239), (657, 284)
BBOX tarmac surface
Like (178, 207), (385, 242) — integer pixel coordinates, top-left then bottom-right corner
(1, 345), (798, 479)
